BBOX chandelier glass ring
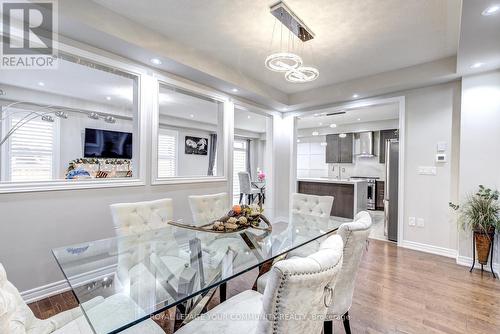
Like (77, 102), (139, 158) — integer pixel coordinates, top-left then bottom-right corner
(285, 66), (319, 83)
(264, 52), (303, 72)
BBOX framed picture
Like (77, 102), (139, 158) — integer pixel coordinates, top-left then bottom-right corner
(185, 136), (208, 155)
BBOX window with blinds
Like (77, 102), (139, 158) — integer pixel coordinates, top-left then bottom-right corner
(232, 139), (247, 204)
(158, 128), (177, 177)
(4, 114), (57, 182)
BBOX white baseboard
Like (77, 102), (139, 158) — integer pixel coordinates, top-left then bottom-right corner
(21, 280), (70, 304)
(456, 255), (499, 276)
(21, 264), (117, 303)
(400, 240), (458, 258)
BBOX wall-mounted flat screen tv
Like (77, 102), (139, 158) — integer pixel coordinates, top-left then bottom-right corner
(84, 128), (133, 159)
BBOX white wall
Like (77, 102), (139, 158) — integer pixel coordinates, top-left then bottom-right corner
(273, 114), (295, 216)
(297, 137), (328, 178)
(0, 182), (227, 292)
(458, 70), (500, 271)
(176, 128), (211, 177)
(60, 115), (134, 177)
(401, 81), (461, 253)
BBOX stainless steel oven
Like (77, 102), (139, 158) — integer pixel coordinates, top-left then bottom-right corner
(350, 176), (377, 210)
(366, 179), (376, 210)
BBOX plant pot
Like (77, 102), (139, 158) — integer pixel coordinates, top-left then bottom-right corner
(474, 227), (495, 265)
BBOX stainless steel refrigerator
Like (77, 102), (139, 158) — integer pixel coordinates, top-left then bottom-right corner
(384, 139), (399, 242)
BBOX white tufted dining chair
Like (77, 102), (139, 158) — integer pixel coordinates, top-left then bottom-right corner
(323, 211), (372, 334)
(175, 234), (344, 334)
(257, 211), (372, 334)
(292, 193), (334, 217)
(110, 198), (189, 309)
(188, 193), (229, 226)
(0, 263), (164, 334)
(110, 198), (174, 237)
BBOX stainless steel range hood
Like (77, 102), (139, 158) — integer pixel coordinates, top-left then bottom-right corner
(354, 132), (374, 157)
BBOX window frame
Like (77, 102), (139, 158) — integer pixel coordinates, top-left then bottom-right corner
(232, 138), (248, 204)
(1, 108), (60, 182)
(0, 41), (147, 194)
(151, 76), (229, 185)
(157, 127), (179, 178)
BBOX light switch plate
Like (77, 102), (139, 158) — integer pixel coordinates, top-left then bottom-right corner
(409, 217), (416, 226)
(417, 218), (425, 227)
(437, 141), (447, 152)
(417, 166), (437, 175)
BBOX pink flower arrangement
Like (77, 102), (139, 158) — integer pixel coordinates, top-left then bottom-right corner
(258, 170), (266, 182)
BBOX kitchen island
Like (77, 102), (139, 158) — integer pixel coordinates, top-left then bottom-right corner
(297, 178), (367, 219)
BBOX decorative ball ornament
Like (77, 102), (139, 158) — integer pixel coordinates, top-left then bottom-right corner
(285, 66), (319, 83)
(265, 52), (303, 72)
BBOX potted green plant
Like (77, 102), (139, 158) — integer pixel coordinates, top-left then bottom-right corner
(450, 185), (500, 266)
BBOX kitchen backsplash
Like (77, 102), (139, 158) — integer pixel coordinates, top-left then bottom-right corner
(328, 155), (385, 180)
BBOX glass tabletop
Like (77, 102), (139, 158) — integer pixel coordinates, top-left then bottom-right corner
(52, 209), (350, 333)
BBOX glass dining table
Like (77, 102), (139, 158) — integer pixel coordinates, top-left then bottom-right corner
(52, 209), (350, 333)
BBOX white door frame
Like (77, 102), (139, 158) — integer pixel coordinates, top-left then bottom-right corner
(292, 95), (406, 246)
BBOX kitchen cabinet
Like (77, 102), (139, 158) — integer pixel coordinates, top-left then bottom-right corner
(376, 181), (385, 210)
(298, 181), (355, 218)
(326, 133), (353, 163)
(379, 129), (399, 163)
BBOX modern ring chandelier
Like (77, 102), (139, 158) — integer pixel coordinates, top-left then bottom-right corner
(265, 1), (318, 83)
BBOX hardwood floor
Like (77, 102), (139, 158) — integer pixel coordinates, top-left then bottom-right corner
(29, 240), (500, 333)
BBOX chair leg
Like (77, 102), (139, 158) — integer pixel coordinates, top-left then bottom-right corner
(323, 320), (333, 334)
(343, 311), (351, 334)
(239, 193), (243, 204)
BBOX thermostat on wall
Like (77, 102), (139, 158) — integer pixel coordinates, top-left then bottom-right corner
(436, 153), (447, 163)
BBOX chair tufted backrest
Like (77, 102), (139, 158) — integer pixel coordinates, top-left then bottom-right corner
(329, 211), (372, 317)
(259, 235), (343, 334)
(110, 198), (174, 237)
(188, 193), (229, 226)
(110, 198), (176, 290)
(0, 263), (41, 333)
(292, 193), (334, 218)
(238, 172), (252, 194)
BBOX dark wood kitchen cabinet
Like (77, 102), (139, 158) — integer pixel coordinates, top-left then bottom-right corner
(376, 180), (385, 210)
(326, 133), (353, 163)
(379, 129), (399, 163)
(298, 181), (355, 218)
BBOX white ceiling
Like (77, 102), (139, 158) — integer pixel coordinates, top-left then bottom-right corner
(0, 58), (135, 108)
(458, 0), (500, 74)
(159, 85), (268, 133)
(297, 103), (399, 129)
(91, 0), (461, 94)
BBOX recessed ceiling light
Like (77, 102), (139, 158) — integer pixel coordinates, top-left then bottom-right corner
(320, 142), (328, 146)
(329, 124), (337, 128)
(297, 139), (301, 143)
(352, 94), (359, 98)
(105, 96), (111, 101)
(357, 118), (361, 121)
(282, 107), (289, 111)
(232, 88), (239, 92)
(312, 131), (319, 136)
(150, 58), (162, 65)
(319, 122), (323, 126)
(339, 133), (347, 138)
(314, 113), (320, 117)
(247, 115), (251, 119)
(470, 62), (484, 69)
(38, 81), (45, 86)
(190, 114), (194, 118)
(482, 5), (500, 16)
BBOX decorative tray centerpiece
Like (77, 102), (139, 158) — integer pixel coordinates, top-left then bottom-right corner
(168, 204), (272, 233)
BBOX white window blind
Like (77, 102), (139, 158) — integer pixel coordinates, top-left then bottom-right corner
(6, 113), (57, 182)
(158, 129), (177, 177)
(232, 139), (247, 204)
